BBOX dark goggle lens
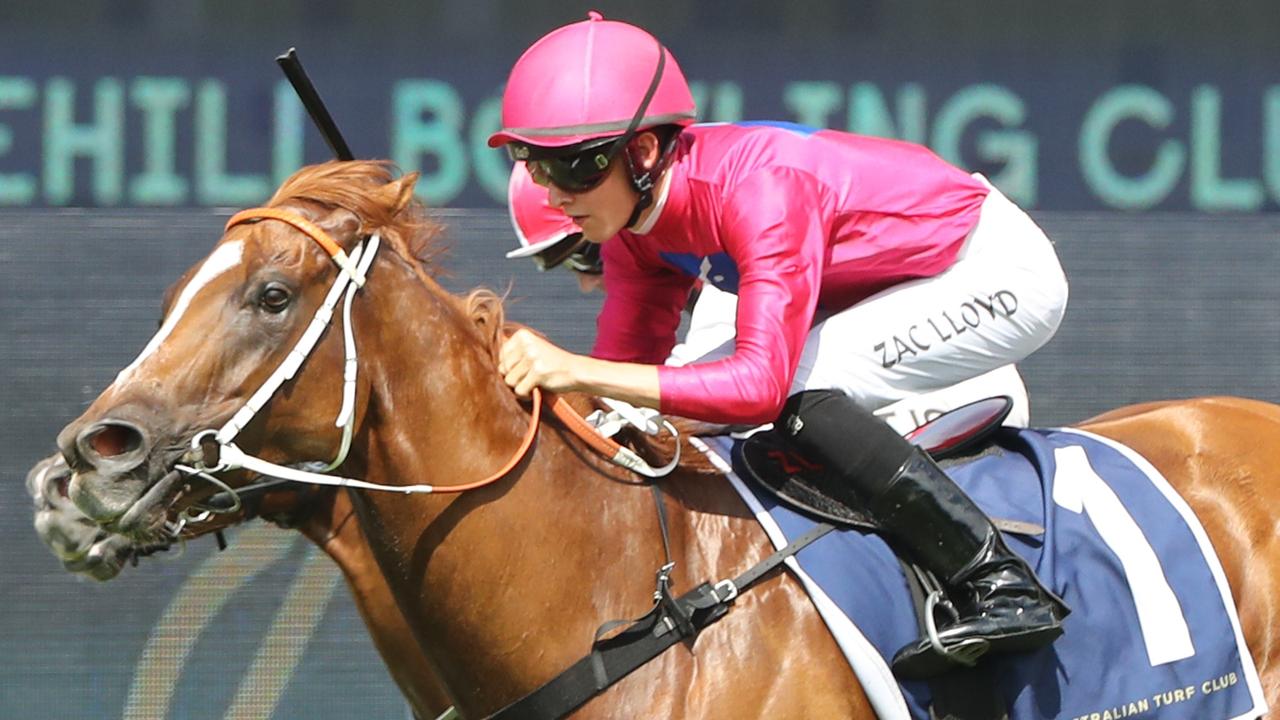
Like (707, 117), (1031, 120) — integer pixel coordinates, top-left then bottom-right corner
(564, 241), (602, 275)
(512, 141), (619, 193)
(533, 234), (603, 274)
(535, 151), (612, 192)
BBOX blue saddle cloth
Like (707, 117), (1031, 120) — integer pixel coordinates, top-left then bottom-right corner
(722, 427), (1266, 720)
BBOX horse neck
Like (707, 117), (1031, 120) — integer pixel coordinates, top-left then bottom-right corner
(346, 267), (695, 711)
(353, 264), (534, 486)
(296, 489), (454, 717)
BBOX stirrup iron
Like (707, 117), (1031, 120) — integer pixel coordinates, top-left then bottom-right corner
(922, 590), (988, 668)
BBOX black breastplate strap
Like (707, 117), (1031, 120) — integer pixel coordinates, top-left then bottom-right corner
(486, 521), (837, 720)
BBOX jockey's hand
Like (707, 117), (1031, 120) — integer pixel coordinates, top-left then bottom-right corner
(498, 329), (582, 398)
(498, 329), (662, 408)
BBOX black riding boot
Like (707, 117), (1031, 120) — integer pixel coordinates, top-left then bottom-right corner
(776, 390), (1069, 679)
(872, 448), (1070, 678)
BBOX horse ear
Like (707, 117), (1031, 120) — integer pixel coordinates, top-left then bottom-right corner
(385, 172), (420, 215)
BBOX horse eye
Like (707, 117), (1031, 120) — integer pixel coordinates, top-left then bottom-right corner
(259, 284), (292, 313)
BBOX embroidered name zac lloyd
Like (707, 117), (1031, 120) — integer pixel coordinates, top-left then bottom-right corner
(874, 289), (1019, 369)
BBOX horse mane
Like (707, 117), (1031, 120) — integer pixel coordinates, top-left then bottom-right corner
(267, 160), (510, 360)
(267, 160), (446, 268)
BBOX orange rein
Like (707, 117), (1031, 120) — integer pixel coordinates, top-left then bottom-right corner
(397, 391), (645, 493)
(224, 206), (632, 494)
(427, 392), (653, 492)
(430, 387), (543, 493)
(546, 394), (639, 459)
(422, 392), (639, 493)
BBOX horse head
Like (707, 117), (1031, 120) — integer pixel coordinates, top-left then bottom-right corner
(54, 160), (456, 538)
(27, 443), (459, 717)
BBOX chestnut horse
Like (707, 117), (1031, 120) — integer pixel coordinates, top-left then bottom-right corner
(26, 452), (455, 719)
(54, 161), (1280, 718)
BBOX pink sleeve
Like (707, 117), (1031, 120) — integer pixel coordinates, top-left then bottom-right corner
(591, 237), (693, 364)
(657, 168), (827, 424)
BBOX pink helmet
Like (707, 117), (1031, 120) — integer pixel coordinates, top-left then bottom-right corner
(488, 11), (697, 150)
(505, 163), (580, 258)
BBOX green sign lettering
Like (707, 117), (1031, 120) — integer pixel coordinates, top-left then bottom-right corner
(470, 93), (510, 204)
(690, 81), (744, 123)
(273, 81), (305, 186)
(129, 77), (189, 205)
(1190, 85), (1263, 211)
(45, 77), (125, 206)
(1265, 86), (1280, 205)
(783, 81), (842, 128)
(392, 80), (467, 206)
(1079, 85), (1184, 209)
(934, 84), (1036, 206)
(0, 76), (37, 205)
(848, 82), (927, 144)
(195, 80), (269, 205)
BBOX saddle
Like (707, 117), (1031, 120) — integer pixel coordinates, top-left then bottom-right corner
(734, 396), (1041, 538)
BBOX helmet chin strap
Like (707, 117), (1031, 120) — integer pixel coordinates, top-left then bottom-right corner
(594, 34), (672, 233)
(624, 128), (682, 230)
(625, 178), (653, 230)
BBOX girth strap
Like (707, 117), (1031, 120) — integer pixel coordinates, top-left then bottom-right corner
(486, 521), (837, 720)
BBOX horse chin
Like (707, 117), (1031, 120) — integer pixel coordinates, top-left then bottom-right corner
(33, 508), (108, 561)
(68, 536), (133, 582)
(78, 560), (125, 582)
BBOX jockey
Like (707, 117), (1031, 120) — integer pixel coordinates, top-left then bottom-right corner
(491, 13), (1069, 678)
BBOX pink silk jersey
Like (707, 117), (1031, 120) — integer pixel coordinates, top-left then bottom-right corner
(593, 122), (989, 424)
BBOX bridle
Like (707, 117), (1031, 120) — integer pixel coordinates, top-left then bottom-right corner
(174, 206), (678, 521)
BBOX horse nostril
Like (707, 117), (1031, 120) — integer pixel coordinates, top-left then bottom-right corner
(76, 420), (149, 472)
(88, 424), (144, 458)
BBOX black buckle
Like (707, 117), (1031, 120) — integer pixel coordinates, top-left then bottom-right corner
(653, 562), (698, 638)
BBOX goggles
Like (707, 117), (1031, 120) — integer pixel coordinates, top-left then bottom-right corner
(510, 139), (623, 194)
(534, 233), (603, 274)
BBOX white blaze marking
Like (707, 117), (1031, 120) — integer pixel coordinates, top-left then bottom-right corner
(115, 241), (243, 386)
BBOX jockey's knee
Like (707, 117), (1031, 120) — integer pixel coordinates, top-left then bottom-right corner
(778, 389), (913, 502)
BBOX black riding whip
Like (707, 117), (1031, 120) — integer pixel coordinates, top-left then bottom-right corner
(276, 47), (354, 161)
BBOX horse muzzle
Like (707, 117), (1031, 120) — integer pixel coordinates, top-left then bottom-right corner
(26, 454), (130, 581)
